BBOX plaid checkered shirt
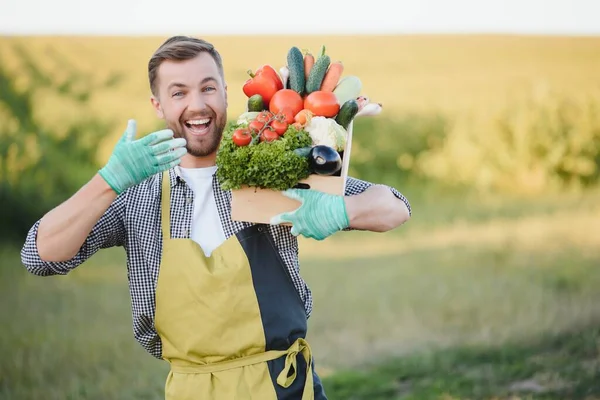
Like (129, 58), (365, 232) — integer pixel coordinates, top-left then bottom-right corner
(20, 167), (411, 359)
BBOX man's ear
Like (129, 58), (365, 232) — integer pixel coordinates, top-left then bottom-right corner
(224, 83), (228, 108)
(150, 95), (164, 119)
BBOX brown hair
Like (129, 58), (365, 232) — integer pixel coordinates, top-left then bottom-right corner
(148, 36), (224, 96)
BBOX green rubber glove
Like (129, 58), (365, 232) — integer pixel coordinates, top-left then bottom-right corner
(99, 119), (187, 194)
(270, 189), (350, 240)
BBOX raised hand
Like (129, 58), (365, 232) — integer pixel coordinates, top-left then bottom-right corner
(99, 119), (187, 194)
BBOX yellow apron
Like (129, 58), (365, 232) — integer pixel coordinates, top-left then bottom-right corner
(154, 172), (327, 399)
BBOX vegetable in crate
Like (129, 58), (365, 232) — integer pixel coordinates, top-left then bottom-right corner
(287, 46), (305, 96)
(335, 99), (359, 129)
(303, 91), (340, 118)
(236, 112), (260, 126)
(305, 46), (330, 94)
(243, 65), (282, 107)
(232, 127), (253, 147)
(269, 89), (304, 124)
(303, 50), (314, 80)
(320, 61), (344, 92)
(294, 145), (342, 176)
(215, 119), (313, 191)
(247, 95), (264, 112)
(356, 101), (383, 117)
(304, 116), (347, 152)
(333, 75), (362, 105)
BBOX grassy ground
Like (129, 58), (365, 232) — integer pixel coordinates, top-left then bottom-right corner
(1, 189), (599, 399)
(324, 325), (600, 399)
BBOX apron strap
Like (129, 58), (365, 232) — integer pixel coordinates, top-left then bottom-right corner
(275, 338), (314, 399)
(161, 170), (171, 242)
(170, 338), (315, 400)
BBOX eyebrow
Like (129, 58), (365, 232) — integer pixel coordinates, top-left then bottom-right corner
(201, 76), (218, 85)
(167, 77), (218, 91)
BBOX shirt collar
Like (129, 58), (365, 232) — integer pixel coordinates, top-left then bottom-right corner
(169, 164), (220, 188)
(169, 167), (182, 188)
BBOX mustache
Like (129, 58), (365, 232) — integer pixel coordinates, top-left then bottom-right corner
(181, 113), (214, 121)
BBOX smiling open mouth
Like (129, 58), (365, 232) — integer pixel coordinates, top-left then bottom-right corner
(185, 118), (212, 135)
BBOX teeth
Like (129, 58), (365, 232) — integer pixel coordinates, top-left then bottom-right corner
(186, 118), (210, 125)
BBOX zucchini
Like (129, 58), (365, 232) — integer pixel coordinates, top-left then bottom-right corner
(247, 94), (264, 112)
(333, 75), (362, 105)
(287, 46), (305, 96)
(305, 54), (330, 94)
(335, 99), (359, 130)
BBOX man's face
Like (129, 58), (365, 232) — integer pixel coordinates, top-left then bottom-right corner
(151, 52), (228, 158)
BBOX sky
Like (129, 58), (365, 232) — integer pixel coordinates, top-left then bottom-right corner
(1, 0), (598, 36)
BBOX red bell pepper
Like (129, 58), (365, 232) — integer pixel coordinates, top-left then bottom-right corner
(257, 65), (283, 90)
(242, 65), (283, 107)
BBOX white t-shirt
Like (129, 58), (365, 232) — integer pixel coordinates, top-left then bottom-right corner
(177, 166), (227, 257)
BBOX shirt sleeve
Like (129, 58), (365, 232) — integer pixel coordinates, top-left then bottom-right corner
(20, 192), (127, 276)
(344, 176), (412, 216)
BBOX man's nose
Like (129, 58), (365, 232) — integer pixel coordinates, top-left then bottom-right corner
(188, 92), (207, 111)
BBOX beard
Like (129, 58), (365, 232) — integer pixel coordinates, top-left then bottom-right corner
(169, 110), (227, 158)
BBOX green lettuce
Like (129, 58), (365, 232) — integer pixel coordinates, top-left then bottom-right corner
(216, 122), (313, 191)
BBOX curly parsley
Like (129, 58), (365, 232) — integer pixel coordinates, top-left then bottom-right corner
(216, 122), (313, 191)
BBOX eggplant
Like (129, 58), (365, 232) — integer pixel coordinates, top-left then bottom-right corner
(309, 145), (342, 176)
(332, 150), (344, 176)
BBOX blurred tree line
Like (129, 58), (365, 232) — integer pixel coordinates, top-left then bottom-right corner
(0, 45), (122, 243)
(350, 89), (600, 195)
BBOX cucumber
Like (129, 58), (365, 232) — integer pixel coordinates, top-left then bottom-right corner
(335, 99), (359, 130)
(247, 94), (264, 112)
(333, 75), (362, 105)
(305, 54), (330, 94)
(287, 46), (305, 96)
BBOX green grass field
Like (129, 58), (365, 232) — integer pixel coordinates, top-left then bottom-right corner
(2, 190), (599, 399)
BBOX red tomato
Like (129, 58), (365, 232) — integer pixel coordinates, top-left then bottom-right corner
(256, 111), (273, 124)
(303, 91), (340, 117)
(269, 89), (304, 117)
(232, 128), (252, 146)
(270, 120), (288, 136)
(248, 119), (265, 133)
(279, 107), (295, 124)
(261, 129), (279, 142)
